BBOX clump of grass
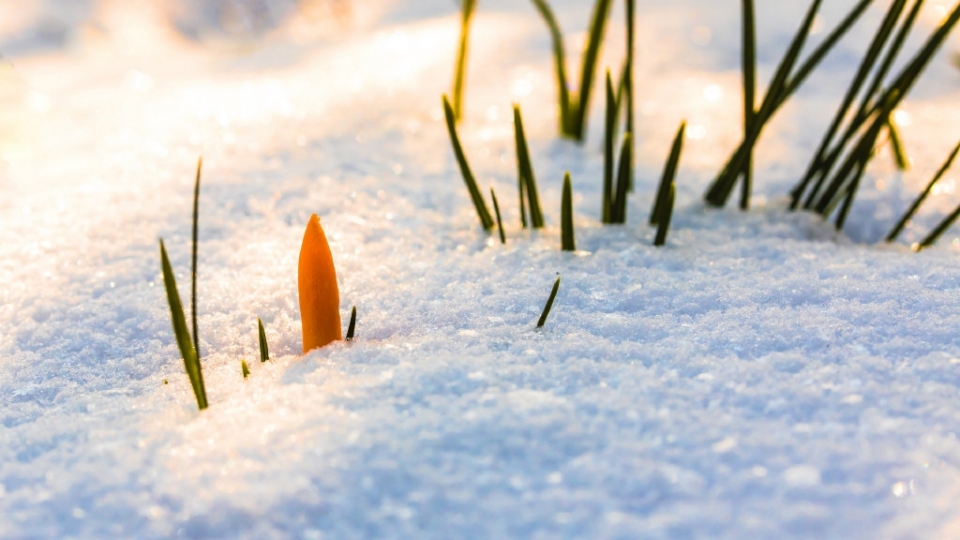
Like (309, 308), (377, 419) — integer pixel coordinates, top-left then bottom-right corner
(794, 1), (960, 226)
(561, 173), (575, 251)
(704, 0), (874, 208)
(346, 306), (357, 340)
(537, 276), (561, 328)
(452, 0), (478, 122)
(159, 239), (208, 410)
(158, 158), (208, 411)
(443, 95), (495, 230)
(887, 140), (960, 242)
(241, 360), (251, 379)
(514, 105), (544, 228)
(257, 317), (269, 362)
(530, 0), (614, 141)
(490, 187), (506, 244)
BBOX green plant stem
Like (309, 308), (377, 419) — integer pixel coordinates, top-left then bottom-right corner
(443, 95), (495, 230)
(888, 117), (909, 171)
(917, 202), (960, 250)
(514, 105), (544, 227)
(602, 71), (616, 223)
(191, 157), (201, 358)
(258, 317), (269, 362)
(537, 276), (561, 328)
(453, 0), (478, 121)
(611, 133), (632, 223)
(491, 187), (506, 244)
(561, 173), (575, 251)
(241, 360), (250, 379)
(653, 122), (685, 225)
(886, 140), (960, 242)
(740, 0), (756, 211)
(654, 184), (675, 247)
(159, 239), (208, 410)
(346, 306), (357, 340)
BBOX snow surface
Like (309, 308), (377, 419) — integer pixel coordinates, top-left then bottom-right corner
(3, 0), (960, 537)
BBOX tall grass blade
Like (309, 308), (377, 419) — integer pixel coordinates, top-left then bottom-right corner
(453, 0), (478, 121)
(537, 276), (561, 328)
(191, 157), (201, 358)
(491, 187), (506, 244)
(258, 317), (269, 362)
(741, 0), (756, 211)
(159, 239), (208, 410)
(443, 95), (495, 230)
(917, 202), (960, 250)
(653, 184), (675, 247)
(611, 133), (633, 223)
(530, 0), (573, 134)
(834, 155), (869, 231)
(561, 173), (575, 251)
(602, 71), (616, 223)
(346, 306), (357, 340)
(653, 122), (685, 225)
(888, 117), (909, 170)
(624, 0), (635, 139)
(571, 0), (615, 139)
(241, 360), (251, 379)
(886, 140), (960, 242)
(514, 105), (544, 228)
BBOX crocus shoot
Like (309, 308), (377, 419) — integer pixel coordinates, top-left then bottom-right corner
(299, 213), (342, 353)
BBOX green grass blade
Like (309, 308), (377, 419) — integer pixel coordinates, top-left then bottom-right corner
(453, 0), (478, 121)
(537, 276), (561, 328)
(530, 0), (573, 135)
(159, 239), (208, 410)
(561, 173), (575, 251)
(888, 117), (909, 171)
(571, 0), (615, 140)
(491, 187), (506, 244)
(653, 184), (675, 247)
(834, 155), (869, 231)
(917, 202), (960, 250)
(612, 133), (632, 223)
(241, 360), (250, 379)
(443, 95), (494, 230)
(653, 122), (685, 225)
(191, 157), (201, 358)
(513, 105), (544, 228)
(886, 140), (960, 242)
(346, 306), (357, 340)
(602, 71), (616, 223)
(258, 317), (269, 362)
(741, 0), (756, 211)
(624, 0), (635, 138)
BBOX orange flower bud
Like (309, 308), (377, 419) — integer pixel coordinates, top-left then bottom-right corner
(298, 213), (342, 352)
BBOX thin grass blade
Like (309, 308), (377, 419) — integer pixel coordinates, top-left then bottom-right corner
(537, 276), (561, 328)
(886, 140), (960, 241)
(654, 184), (675, 247)
(241, 360), (250, 379)
(159, 239), (208, 410)
(917, 202), (960, 250)
(740, 0), (756, 211)
(612, 133), (632, 223)
(443, 95), (495, 230)
(491, 187), (506, 244)
(453, 0), (478, 121)
(602, 71), (616, 223)
(888, 117), (910, 170)
(530, 0), (573, 134)
(346, 306), (357, 340)
(653, 122), (685, 225)
(514, 105), (544, 227)
(191, 157), (201, 358)
(571, 0), (614, 140)
(561, 173), (575, 251)
(258, 317), (269, 362)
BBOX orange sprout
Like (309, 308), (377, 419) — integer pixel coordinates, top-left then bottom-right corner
(298, 213), (342, 352)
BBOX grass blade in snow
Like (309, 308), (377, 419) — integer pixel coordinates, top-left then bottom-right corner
(443, 95), (494, 230)
(741, 0), (756, 210)
(887, 140), (960, 242)
(611, 133), (632, 224)
(917, 202), (960, 250)
(653, 122), (685, 225)
(530, 0), (572, 135)
(514, 105), (543, 228)
(159, 239), (208, 410)
(491, 187), (506, 244)
(346, 306), (357, 341)
(561, 173), (575, 251)
(624, 0), (635, 139)
(537, 276), (561, 328)
(191, 157), (201, 357)
(258, 317), (269, 362)
(241, 360), (250, 379)
(654, 184), (675, 247)
(452, 0), (477, 121)
(602, 71), (616, 223)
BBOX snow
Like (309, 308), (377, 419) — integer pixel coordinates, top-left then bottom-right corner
(2, 0), (960, 537)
